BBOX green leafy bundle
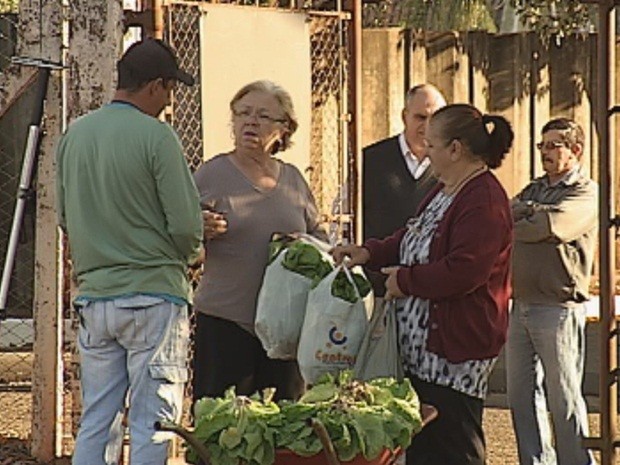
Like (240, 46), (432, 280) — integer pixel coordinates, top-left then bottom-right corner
(188, 371), (422, 465)
(328, 270), (372, 304)
(189, 388), (281, 465)
(279, 371), (422, 461)
(276, 241), (333, 285)
(268, 237), (290, 264)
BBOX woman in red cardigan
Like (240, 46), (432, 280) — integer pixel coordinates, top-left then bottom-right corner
(333, 104), (514, 465)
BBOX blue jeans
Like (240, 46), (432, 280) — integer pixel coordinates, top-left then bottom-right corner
(71, 295), (189, 465)
(506, 301), (595, 465)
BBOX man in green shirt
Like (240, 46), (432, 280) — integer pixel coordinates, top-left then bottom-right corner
(56, 38), (203, 465)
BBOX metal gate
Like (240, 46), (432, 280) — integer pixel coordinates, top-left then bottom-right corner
(166, 1), (355, 240)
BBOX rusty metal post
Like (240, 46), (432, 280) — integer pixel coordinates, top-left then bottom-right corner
(581, 0), (618, 462)
(344, 0), (362, 244)
(152, 0), (163, 39)
(598, 1), (618, 463)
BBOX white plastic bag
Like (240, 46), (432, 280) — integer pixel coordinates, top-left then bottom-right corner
(255, 235), (333, 360)
(297, 265), (374, 384)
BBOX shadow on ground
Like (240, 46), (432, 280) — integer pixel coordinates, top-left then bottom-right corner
(0, 438), (70, 465)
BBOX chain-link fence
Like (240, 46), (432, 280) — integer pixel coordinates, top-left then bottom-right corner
(308, 13), (351, 241)
(0, 10), (37, 442)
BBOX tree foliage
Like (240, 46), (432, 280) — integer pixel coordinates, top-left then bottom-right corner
(363, 0), (497, 31)
(510, 0), (595, 43)
(362, 0), (596, 42)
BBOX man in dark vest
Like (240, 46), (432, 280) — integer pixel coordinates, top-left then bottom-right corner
(363, 84), (446, 295)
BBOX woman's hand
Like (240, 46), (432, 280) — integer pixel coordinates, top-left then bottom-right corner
(382, 266), (406, 301)
(203, 210), (228, 241)
(330, 245), (370, 267)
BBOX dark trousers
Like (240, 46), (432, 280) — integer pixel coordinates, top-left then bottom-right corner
(406, 376), (485, 465)
(192, 313), (304, 404)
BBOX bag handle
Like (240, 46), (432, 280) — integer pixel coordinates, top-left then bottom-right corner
(368, 298), (393, 338)
(339, 262), (362, 302)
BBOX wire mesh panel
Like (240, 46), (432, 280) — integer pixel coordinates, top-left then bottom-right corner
(308, 12), (350, 241)
(0, 10), (36, 443)
(165, 5), (205, 435)
(167, 3), (204, 172)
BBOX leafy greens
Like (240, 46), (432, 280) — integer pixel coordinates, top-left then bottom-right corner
(188, 371), (422, 465)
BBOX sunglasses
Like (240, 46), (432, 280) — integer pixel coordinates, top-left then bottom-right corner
(535, 140), (568, 151)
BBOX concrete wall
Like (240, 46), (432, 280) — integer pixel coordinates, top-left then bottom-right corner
(361, 29), (619, 203)
(361, 28), (405, 148)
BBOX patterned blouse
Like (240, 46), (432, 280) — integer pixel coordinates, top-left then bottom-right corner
(397, 190), (496, 399)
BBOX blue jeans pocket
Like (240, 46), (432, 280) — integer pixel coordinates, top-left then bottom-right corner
(76, 301), (107, 349)
(148, 305), (190, 384)
(116, 295), (170, 349)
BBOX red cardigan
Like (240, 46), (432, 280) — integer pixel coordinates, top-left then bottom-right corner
(364, 171), (513, 363)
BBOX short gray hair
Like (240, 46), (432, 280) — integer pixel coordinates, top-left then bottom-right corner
(230, 80), (298, 152)
(405, 83), (447, 107)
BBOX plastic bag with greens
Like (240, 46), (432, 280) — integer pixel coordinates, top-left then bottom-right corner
(328, 268), (372, 303)
(297, 265), (374, 384)
(256, 234), (334, 360)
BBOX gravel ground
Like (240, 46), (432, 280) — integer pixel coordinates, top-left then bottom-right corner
(0, 392), (616, 465)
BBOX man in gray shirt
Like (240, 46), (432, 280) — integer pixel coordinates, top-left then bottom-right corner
(507, 118), (597, 465)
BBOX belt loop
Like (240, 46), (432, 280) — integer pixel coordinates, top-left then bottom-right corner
(73, 301), (85, 327)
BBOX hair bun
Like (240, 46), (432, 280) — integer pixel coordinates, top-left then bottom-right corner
(481, 115), (494, 134)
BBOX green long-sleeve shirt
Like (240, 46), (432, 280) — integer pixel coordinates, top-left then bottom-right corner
(56, 102), (203, 302)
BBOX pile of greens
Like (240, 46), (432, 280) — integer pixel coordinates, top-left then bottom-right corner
(269, 239), (333, 286)
(328, 270), (372, 304)
(189, 388), (280, 465)
(188, 371), (422, 465)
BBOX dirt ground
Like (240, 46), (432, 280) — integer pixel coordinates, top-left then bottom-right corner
(0, 391), (616, 465)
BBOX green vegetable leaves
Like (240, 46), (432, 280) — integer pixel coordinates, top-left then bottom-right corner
(281, 241), (333, 284)
(188, 372), (423, 465)
(330, 270), (372, 304)
(188, 388), (280, 465)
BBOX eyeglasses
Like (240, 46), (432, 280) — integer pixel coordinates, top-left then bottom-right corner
(232, 108), (287, 125)
(535, 140), (568, 151)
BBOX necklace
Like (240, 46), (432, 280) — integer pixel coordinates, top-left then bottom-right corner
(443, 164), (488, 196)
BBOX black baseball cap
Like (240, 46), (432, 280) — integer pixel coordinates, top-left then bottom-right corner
(118, 38), (195, 86)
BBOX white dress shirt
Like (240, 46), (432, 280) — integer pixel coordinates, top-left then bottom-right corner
(398, 133), (430, 180)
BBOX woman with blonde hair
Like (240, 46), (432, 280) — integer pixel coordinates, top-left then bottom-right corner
(192, 80), (324, 403)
